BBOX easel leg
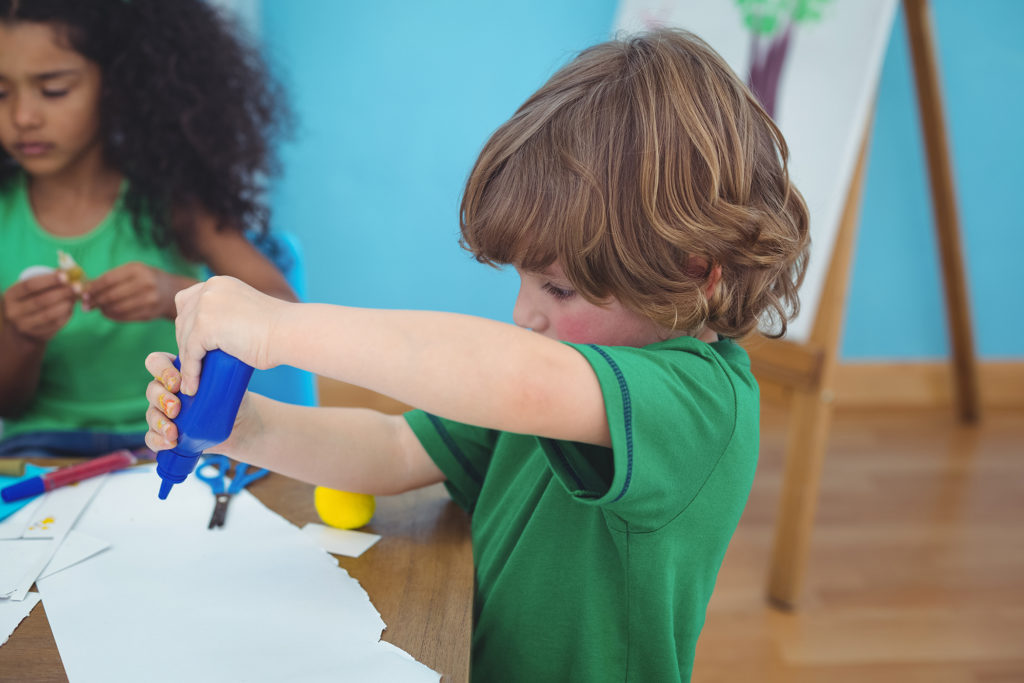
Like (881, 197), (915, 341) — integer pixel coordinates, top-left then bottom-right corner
(904, 0), (980, 422)
(765, 124), (871, 607)
(767, 387), (835, 608)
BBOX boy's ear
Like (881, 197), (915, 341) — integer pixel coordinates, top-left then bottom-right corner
(683, 255), (721, 298)
(704, 264), (722, 299)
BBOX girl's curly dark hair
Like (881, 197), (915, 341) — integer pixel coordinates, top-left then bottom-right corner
(0, 0), (292, 254)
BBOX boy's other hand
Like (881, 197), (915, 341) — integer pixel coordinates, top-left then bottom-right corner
(173, 276), (283, 396)
(82, 262), (192, 322)
(1, 272), (76, 343)
(144, 352), (181, 452)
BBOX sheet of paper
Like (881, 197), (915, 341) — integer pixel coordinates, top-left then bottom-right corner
(0, 539), (55, 598)
(0, 464), (51, 523)
(302, 522), (381, 558)
(38, 464), (440, 682)
(21, 474), (109, 539)
(0, 496), (43, 539)
(39, 531), (110, 579)
(3, 474), (110, 601)
(0, 591), (41, 647)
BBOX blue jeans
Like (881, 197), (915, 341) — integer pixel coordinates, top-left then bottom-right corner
(0, 430), (149, 459)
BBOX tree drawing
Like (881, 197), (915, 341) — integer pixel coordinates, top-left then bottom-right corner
(735, 0), (833, 119)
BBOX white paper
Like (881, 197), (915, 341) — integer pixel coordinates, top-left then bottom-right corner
(37, 464), (440, 682)
(0, 539), (54, 598)
(21, 474), (109, 539)
(0, 591), (41, 647)
(302, 523), (381, 558)
(2, 475), (109, 601)
(0, 496), (43, 539)
(39, 531), (110, 579)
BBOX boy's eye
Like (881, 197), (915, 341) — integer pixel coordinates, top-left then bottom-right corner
(542, 282), (575, 301)
(42, 88), (70, 98)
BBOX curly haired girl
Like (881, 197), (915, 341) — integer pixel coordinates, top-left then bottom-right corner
(0, 0), (296, 457)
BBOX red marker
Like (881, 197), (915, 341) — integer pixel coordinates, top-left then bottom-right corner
(1, 449), (138, 503)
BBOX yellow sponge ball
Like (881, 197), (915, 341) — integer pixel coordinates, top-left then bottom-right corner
(313, 486), (375, 529)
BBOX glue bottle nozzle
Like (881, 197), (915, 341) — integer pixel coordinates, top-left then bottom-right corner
(158, 479), (174, 500)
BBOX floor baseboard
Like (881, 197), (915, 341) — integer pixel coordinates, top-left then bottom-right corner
(834, 360), (1024, 410)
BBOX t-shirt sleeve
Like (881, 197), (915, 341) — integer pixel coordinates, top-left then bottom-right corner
(542, 341), (745, 529)
(403, 409), (498, 513)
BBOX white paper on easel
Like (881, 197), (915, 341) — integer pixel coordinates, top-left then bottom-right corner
(613, 0), (899, 342)
(37, 464), (440, 682)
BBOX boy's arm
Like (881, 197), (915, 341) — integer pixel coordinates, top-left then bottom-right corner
(144, 361), (442, 494)
(174, 277), (612, 448)
(224, 395), (444, 495)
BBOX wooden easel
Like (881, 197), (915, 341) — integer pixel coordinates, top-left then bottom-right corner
(745, 0), (980, 608)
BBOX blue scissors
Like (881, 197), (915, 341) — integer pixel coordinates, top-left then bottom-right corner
(195, 454), (269, 529)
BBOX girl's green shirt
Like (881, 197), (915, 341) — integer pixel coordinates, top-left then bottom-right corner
(0, 174), (201, 439)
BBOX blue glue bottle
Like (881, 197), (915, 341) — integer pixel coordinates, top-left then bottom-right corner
(156, 349), (254, 499)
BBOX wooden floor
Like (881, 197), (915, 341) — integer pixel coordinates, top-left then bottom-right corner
(695, 404), (1024, 682)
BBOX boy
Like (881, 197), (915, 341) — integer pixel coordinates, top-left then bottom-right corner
(145, 28), (809, 682)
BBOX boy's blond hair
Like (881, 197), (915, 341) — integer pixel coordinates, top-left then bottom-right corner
(460, 28), (810, 339)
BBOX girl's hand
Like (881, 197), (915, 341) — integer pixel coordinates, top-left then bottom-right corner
(173, 276), (284, 396)
(143, 351), (255, 454)
(83, 262), (194, 322)
(1, 272), (76, 343)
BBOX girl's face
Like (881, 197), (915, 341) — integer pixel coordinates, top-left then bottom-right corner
(0, 21), (104, 179)
(513, 262), (667, 347)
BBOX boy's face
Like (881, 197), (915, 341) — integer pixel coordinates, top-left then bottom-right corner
(513, 262), (666, 347)
(0, 21), (104, 179)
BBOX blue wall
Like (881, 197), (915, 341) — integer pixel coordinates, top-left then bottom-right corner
(261, 0), (1023, 361)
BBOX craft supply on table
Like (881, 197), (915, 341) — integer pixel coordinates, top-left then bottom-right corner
(155, 350), (254, 499)
(0, 459), (26, 478)
(314, 486), (376, 530)
(1, 450), (137, 503)
(195, 454), (269, 529)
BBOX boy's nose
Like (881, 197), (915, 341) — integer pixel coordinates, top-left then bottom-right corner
(512, 292), (546, 333)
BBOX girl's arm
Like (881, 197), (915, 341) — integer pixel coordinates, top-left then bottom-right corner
(83, 211), (298, 321)
(144, 366), (443, 495)
(191, 211), (298, 303)
(0, 274), (76, 416)
(174, 277), (612, 448)
(0, 323), (46, 417)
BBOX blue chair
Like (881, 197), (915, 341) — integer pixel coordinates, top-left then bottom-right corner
(245, 231), (318, 407)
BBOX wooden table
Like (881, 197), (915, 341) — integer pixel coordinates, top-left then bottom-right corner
(0, 473), (473, 683)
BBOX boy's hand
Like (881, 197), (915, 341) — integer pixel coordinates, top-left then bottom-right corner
(143, 350), (254, 454)
(173, 276), (283, 396)
(82, 262), (192, 321)
(144, 352), (182, 452)
(1, 272), (76, 343)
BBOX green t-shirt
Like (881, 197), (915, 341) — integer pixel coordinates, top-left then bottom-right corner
(404, 337), (759, 683)
(0, 174), (201, 438)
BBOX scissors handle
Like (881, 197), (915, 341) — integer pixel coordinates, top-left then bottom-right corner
(195, 454), (230, 494)
(227, 463), (269, 493)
